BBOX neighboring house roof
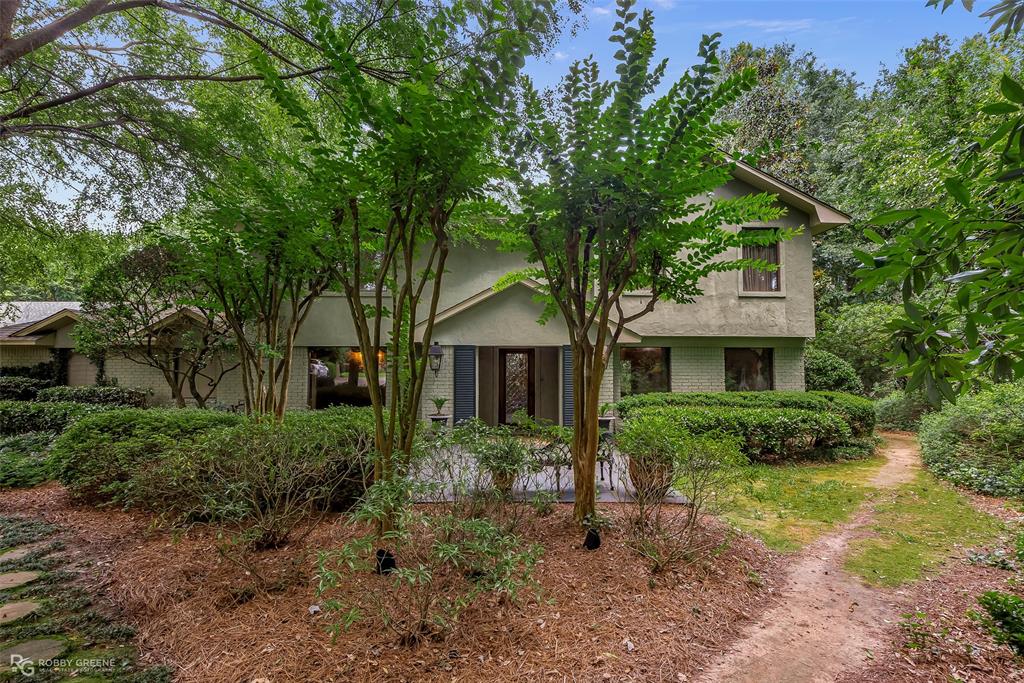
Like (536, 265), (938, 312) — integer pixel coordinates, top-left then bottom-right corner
(10, 309), (81, 338)
(732, 160), (850, 234)
(0, 301), (81, 326)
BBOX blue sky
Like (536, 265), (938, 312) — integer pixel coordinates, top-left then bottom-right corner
(526, 1), (991, 91)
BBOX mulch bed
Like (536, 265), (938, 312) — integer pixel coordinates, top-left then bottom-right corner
(0, 483), (781, 682)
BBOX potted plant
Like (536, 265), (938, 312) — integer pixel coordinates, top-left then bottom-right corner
(428, 397), (450, 430)
(598, 403), (616, 433)
(615, 414), (683, 502)
(475, 426), (530, 497)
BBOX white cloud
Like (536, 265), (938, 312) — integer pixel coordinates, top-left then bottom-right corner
(650, 0), (677, 8)
(554, 50), (569, 61)
(715, 18), (816, 34)
(591, 4), (614, 16)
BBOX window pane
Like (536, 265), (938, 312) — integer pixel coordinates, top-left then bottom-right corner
(309, 346), (386, 408)
(620, 347), (670, 395)
(725, 348), (774, 391)
(742, 238), (781, 292)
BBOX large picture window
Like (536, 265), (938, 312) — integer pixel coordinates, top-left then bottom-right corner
(725, 348), (773, 391)
(309, 347), (386, 408)
(742, 230), (781, 292)
(619, 347), (670, 395)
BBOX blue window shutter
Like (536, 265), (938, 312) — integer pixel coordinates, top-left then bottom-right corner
(562, 345), (574, 427)
(453, 346), (476, 423)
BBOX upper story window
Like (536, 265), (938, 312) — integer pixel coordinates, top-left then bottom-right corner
(741, 229), (781, 293)
(725, 347), (773, 391)
(619, 347), (670, 395)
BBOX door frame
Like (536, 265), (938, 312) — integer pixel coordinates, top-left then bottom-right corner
(498, 347), (535, 424)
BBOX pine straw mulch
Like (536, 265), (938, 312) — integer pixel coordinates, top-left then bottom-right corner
(838, 493), (1024, 683)
(0, 483), (781, 683)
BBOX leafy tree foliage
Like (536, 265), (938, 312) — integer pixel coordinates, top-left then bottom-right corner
(75, 243), (236, 408)
(503, 0), (785, 522)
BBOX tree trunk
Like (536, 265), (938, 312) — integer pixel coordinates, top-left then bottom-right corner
(571, 342), (605, 524)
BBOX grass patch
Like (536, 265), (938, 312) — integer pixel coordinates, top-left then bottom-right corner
(725, 455), (884, 551)
(844, 470), (1003, 586)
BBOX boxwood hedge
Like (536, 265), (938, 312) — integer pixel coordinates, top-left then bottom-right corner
(0, 400), (111, 436)
(0, 377), (52, 401)
(52, 408), (244, 504)
(36, 385), (147, 407)
(616, 390), (874, 436)
(635, 404), (852, 461)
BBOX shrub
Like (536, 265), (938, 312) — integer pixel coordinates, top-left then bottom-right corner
(130, 408), (375, 548)
(0, 376), (52, 400)
(616, 390), (874, 436)
(0, 431), (57, 488)
(816, 302), (903, 394)
(0, 400), (109, 436)
(974, 591), (1024, 656)
(633, 405), (851, 462)
(919, 383), (1024, 497)
(804, 348), (862, 394)
(52, 408), (243, 504)
(36, 385), (147, 407)
(875, 390), (934, 431)
(616, 413), (746, 573)
(316, 477), (542, 646)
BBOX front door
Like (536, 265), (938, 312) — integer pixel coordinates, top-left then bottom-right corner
(498, 348), (535, 424)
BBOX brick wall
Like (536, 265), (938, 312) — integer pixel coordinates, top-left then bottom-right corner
(420, 345), (454, 419)
(0, 346), (51, 368)
(774, 346), (805, 391)
(670, 346), (726, 392)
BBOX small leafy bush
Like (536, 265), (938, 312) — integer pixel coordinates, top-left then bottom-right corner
(974, 591), (1024, 656)
(634, 405), (851, 462)
(0, 400), (109, 435)
(616, 413), (746, 573)
(0, 431), (57, 488)
(36, 385), (147, 407)
(52, 408), (242, 504)
(316, 477), (542, 645)
(616, 390), (874, 436)
(875, 390), (934, 431)
(0, 376), (51, 400)
(919, 383), (1024, 497)
(138, 410), (373, 548)
(804, 348), (861, 394)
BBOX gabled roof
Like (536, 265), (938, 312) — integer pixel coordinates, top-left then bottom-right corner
(419, 280), (643, 344)
(732, 160), (851, 234)
(0, 301), (81, 326)
(10, 308), (81, 337)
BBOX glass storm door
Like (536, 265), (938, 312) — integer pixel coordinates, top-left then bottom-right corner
(499, 348), (535, 424)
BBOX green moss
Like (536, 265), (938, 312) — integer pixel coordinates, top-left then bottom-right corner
(844, 470), (1003, 586)
(725, 456), (884, 551)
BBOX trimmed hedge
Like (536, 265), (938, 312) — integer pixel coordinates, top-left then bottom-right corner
(919, 383), (1024, 497)
(0, 377), (52, 401)
(636, 405), (851, 462)
(52, 408), (243, 504)
(37, 385), (147, 407)
(132, 407), (375, 523)
(0, 400), (110, 436)
(616, 390), (875, 436)
(804, 348), (862, 394)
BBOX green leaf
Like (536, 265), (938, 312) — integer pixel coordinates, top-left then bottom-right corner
(871, 209), (918, 225)
(943, 177), (971, 207)
(1001, 74), (1024, 104)
(863, 228), (886, 245)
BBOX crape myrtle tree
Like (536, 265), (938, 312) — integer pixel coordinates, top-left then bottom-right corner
(75, 242), (237, 407)
(501, 0), (789, 523)
(255, 0), (562, 479)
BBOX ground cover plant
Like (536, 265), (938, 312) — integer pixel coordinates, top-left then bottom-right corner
(844, 470), (1003, 586)
(918, 382), (1024, 497)
(725, 455), (884, 551)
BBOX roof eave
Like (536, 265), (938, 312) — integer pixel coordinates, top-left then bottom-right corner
(730, 160), (851, 234)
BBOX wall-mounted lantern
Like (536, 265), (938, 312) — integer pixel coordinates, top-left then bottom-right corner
(427, 341), (444, 377)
